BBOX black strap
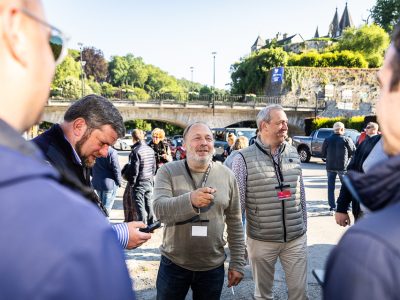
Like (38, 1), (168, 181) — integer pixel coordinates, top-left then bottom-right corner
(255, 142), (285, 190)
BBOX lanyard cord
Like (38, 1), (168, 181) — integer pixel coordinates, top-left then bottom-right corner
(255, 142), (285, 189)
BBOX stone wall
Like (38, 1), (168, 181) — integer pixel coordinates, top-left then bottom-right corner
(265, 67), (380, 117)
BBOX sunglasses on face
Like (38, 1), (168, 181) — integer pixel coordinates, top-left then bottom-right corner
(21, 8), (69, 65)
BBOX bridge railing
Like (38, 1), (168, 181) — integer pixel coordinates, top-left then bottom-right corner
(48, 93), (326, 110)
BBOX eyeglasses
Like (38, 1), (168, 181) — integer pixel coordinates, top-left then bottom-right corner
(21, 8), (69, 65)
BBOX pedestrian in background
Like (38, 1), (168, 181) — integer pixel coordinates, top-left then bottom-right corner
(324, 21), (400, 299)
(321, 122), (355, 213)
(123, 129), (156, 223)
(92, 146), (122, 215)
(149, 128), (172, 172)
(223, 132), (236, 160)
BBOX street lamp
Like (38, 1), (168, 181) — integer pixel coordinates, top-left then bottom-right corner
(190, 66), (194, 83)
(78, 42), (85, 97)
(211, 51), (217, 115)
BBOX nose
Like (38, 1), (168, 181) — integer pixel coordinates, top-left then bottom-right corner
(99, 145), (109, 157)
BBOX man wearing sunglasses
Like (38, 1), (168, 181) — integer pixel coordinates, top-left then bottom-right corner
(0, 1), (134, 299)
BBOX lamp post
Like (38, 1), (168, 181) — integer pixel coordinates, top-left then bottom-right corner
(190, 66), (194, 83)
(211, 51), (217, 115)
(78, 42), (85, 97)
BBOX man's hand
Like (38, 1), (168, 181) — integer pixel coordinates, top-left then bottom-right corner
(126, 221), (152, 249)
(227, 269), (243, 287)
(335, 212), (351, 227)
(190, 187), (216, 208)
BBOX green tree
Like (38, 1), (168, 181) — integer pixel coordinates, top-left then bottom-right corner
(82, 47), (108, 82)
(370, 0), (400, 32)
(336, 24), (390, 67)
(108, 55), (130, 86)
(230, 48), (288, 94)
(52, 54), (81, 87)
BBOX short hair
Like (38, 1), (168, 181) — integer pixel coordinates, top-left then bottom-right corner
(132, 129), (144, 141)
(390, 20), (400, 92)
(183, 121), (212, 141)
(64, 95), (125, 138)
(333, 122), (345, 133)
(233, 136), (249, 150)
(227, 133), (236, 142)
(151, 128), (165, 139)
(256, 104), (284, 130)
(366, 122), (379, 130)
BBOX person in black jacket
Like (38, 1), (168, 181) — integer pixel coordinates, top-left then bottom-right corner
(324, 21), (400, 299)
(335, 134), (381, 225)
(123, 129), (156, 223)
(321, 122), (356, 212)
(148, 128), (172, 172)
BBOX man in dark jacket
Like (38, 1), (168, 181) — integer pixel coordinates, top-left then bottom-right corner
(324, 20), (400, 299)
(124, 129), (156, 223)
(34, 95), (151, 249)
(335, 134), (381, 225)
(92, 147), (122, 215)
(322, 122), (356, 211)
(0, 0), (134, 298)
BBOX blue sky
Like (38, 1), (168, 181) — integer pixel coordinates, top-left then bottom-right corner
(42, 0), (376, 90)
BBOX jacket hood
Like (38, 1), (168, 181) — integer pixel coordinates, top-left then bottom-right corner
(346, 155), (400, 211)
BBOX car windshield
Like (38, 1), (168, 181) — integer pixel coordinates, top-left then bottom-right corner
(236, 129), (256, 140)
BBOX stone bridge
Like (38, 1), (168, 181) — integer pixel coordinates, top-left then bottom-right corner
(43, 97), (326, 134)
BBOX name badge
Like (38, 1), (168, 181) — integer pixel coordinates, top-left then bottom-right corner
(277, 190), (292, 200)
(192, 225), (207, 237)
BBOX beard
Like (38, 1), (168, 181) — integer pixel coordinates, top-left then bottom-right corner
(186, 146), (213, 165)
(75, 129), (96, 168)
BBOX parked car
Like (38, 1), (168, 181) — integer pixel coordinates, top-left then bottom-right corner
(292, 128), (360, 163)
(170, 138), (186, 160)
(113, 134), (134, 151)
(212, 127), (257, 156)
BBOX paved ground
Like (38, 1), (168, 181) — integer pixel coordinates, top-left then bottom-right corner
(111, 154), (350, 299)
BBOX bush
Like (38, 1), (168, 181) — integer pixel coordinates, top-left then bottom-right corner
(311, 116), (365, 131)
(287, 50), (368, 68)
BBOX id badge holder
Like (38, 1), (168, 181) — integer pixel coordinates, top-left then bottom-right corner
(277, 189), (292, 200)
(191, 220), (208, 237)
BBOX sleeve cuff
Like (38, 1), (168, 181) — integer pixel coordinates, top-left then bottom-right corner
(112, 223), (129, 249)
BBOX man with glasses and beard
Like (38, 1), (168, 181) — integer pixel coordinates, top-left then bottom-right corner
(34, 95), (152, 250)
(0, 0), (134, 298)
(153, 122), (245, 300)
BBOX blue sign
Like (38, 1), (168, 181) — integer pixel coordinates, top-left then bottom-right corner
(271, 67), (284, 84)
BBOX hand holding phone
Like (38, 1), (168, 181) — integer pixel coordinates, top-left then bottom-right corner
(139, 221), (162, 233)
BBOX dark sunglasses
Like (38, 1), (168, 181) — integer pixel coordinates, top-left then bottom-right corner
(21, 8), (69, 65)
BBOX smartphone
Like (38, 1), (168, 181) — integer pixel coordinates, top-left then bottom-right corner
(139, 221), (162, 233)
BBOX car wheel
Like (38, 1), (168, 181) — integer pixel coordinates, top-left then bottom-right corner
(175, 150), (182, 160)
(298, 147), (311, 163)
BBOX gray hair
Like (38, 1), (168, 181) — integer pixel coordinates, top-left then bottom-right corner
(183, 121), (212, 141)
(256, 104), (284, 130)
(64, 94), (125, 138)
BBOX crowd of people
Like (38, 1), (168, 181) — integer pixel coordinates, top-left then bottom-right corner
(1, 0), (400, 299)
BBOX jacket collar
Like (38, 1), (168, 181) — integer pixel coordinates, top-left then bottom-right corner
(346, 155), (400, 211)
(0, 119), (43, 159)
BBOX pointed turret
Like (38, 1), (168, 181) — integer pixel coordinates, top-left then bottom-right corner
(328, 7), (340, 38)
(314, 26), (320, 38)
(251, 35), (266, 52)
(339, 2), (354, 35)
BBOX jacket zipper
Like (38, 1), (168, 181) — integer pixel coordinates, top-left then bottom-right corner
(282, 200), (287, 242)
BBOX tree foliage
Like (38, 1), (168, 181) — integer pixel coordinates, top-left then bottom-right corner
(370, 0), (400, 33)
(336, 24), (390, 67)
(230, 48), (288, 94)
(82, 47), (108, 82)
(288, 50), (368, 68)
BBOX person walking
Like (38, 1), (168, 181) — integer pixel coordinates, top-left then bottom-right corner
(153, 122), (245, 300)
(0, 0), (134, 298)
(232, 104), (308, 300)
(123, 129), (156, 223)
(92, 146), (122, 215)
(321, 122), (355, 212)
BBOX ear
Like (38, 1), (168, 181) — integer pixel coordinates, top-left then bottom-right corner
(2, 5), (29, 67)
(71, 118), (88, 139)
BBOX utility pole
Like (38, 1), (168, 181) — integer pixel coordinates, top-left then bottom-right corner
(78, 42), (85, 97)
(212, 52), (217, 116)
